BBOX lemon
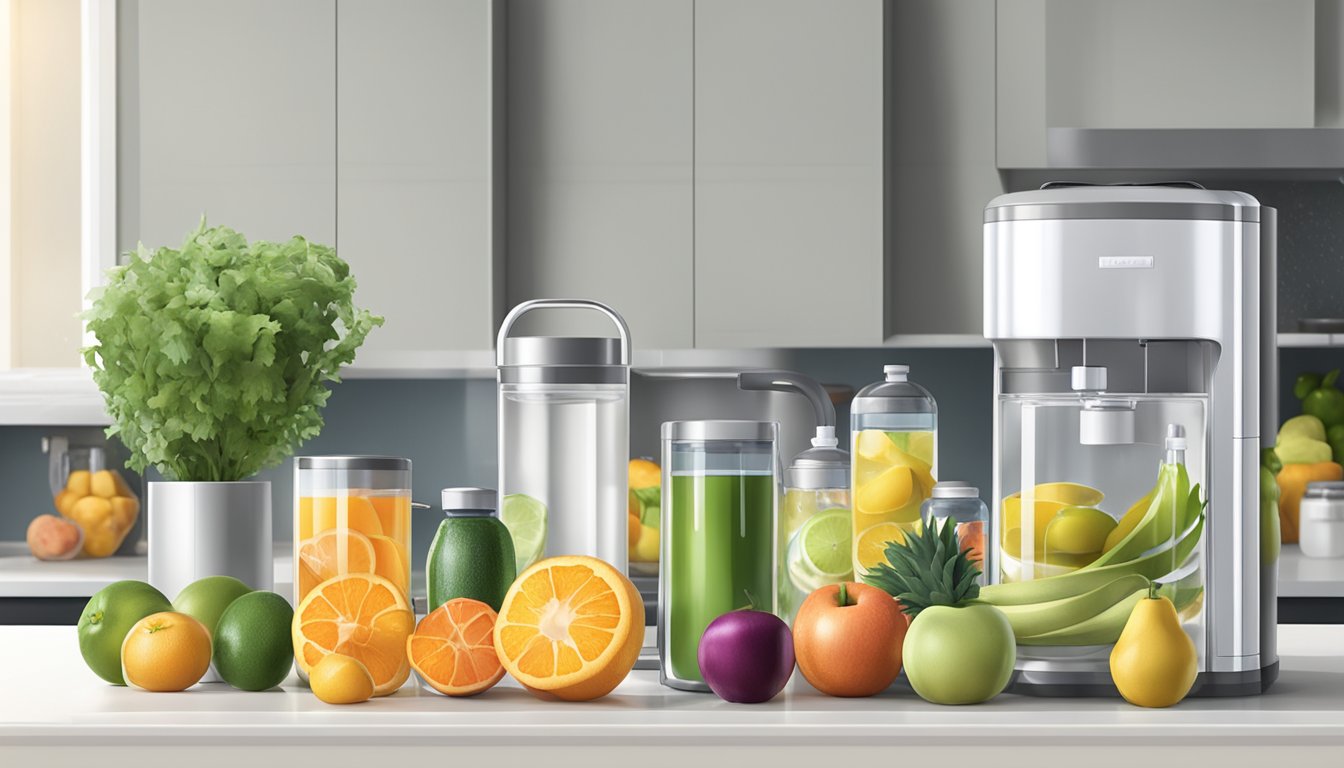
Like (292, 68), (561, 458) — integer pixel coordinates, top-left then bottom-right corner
(1043, 506), (1118, 556)
(309, 653), (374, 705)
(500, 493), (547, 573)
(633, 525), (660, 562)
(855, 466), (913, 516)
(1029, 482), (1104, 508)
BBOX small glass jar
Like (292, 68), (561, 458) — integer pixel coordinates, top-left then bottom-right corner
(921, 481), (990, 583)
(1300, 481), (1344, 559)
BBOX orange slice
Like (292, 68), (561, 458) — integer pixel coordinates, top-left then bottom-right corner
(369, 534), (409, 596)
(369, 494), (410, 542)
(292, 573), (414, 696)
(408, 598), (505, 697)
(298, 528), (377, 598)
(493, 555), (643, 701)
(300, 496), (384, 540)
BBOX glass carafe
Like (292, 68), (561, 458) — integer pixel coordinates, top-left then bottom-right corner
(659, 420), (778, 691)
(851, 365), (937, 578)
(294, 456), (412, 607)
(497, 299), (630, 573)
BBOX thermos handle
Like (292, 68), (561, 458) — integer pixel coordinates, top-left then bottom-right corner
(737, 370), (835, 428)
(496, 299), (632, 366)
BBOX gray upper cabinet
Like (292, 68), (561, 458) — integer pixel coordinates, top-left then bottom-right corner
(132, 0), (336, 251)
(694, 0), (884, 347)
(998, 0), (1319, 168)
(505, 0), (694, 347)
(337, 0), (499, 355)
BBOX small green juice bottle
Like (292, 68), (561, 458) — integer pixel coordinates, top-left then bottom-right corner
(427, 487), (517, 612)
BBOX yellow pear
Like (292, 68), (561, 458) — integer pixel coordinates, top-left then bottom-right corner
(1109, 585), (1197, 707)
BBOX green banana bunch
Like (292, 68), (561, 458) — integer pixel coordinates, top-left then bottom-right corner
(991, 573), (1149, 640)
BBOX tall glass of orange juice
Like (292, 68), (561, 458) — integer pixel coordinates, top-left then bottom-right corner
(293, 457), (413, 610)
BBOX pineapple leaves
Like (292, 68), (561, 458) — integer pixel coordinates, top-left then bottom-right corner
(862, 517), (981, 618)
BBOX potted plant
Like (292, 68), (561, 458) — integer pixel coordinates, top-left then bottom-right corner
(83, 221), (381, 607)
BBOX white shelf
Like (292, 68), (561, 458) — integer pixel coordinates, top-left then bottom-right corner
(0, 369), (109, 426)
(1279, 544), (1344, 598)
(1278, 333), (1344, 348)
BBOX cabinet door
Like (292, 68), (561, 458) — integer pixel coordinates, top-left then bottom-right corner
(998, 0), (1316, 168)
(338, 0), (498, 355)
(506, 0), (694, 347)
(134, 0), (336, 249)
(694, 0), (884, 347)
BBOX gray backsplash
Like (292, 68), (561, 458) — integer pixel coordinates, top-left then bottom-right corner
(3, 346), (1343, 573)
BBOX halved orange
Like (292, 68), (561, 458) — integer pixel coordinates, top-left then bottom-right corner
(369, 494), (410, 542)
(292, 573), (414, 696)
(494, 555), (643, 701)
(408, 598), (505, 697)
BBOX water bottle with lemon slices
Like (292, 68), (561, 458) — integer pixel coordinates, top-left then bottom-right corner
(851, 365), (938, 579)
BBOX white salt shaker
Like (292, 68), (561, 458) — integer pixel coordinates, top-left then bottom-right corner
(1300, 481), (1344, 559)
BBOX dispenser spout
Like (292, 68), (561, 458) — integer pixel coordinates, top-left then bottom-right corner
(737, 370), (836, 429)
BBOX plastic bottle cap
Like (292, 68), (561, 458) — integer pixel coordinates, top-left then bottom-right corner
(884, 364), (909, 382)
(931, 482), (979, 499)
(811, 425), (839, 448)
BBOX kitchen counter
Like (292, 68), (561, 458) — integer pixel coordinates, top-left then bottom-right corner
(0, 625), (1341, 765)
(1280, 544), (1344, 597)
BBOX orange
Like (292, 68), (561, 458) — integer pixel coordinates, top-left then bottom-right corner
(292, 573), (414, 696)
(628, 458), (660, 491)
(369, 494), (410, 542)
(120, 611), (212, 692)
(408, 598), (505, 697)
(369, 534), (409, 596)
(494, 555), (643, 701)
(299, 495), (383, 540)
(298, 532), (373, 591)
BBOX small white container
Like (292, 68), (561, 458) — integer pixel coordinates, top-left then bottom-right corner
(1299, 481), (1344, 559)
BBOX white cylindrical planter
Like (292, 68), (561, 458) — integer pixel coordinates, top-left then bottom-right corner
(147, 481), (273, 682)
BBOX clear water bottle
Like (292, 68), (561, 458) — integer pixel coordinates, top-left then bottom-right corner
(851, 364), (938, 578)
(921, 482), (989, 584)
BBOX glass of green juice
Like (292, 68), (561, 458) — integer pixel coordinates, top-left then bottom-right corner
(658, 420), (779, 692)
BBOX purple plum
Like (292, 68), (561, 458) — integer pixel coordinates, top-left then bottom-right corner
(697, 610), (795, 703)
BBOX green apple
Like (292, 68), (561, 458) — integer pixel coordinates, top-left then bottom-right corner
(172, 575), (254, 638)
(78, 580), (173, 685)
(903, 603), (1016, 705)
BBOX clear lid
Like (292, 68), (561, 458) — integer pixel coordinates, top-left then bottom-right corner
(851, 365), (938, 416)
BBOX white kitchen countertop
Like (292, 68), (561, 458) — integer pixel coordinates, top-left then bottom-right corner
(1280, 544), (1344, 597)
(0, 624), (1341, 765)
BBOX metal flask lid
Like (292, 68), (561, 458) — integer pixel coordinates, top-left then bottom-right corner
(788, 426), (850, 491)
(931, 481), (980, 499)
(441, 487), (497, 518)
(497, 299), (631, 385)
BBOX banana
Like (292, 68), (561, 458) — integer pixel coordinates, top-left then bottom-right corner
(1018, 586), (1148, 646)
(979, 513), (1204, 606)
(990, 573), (1149, 640)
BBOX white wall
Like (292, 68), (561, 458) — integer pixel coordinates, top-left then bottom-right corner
(9, 0), (82, 369)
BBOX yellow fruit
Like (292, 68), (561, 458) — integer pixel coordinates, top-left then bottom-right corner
(65, 470), (92, 498)
(628, 458), (661, 490)
(855, 466), (913, 516)
(120, 611), (212, 692)
(292, 573), (415, 697)
(632, 525), (659, 563)
(1001, 496), (1068, 552)
(856, 431), (896, 462)
(90, 470), (119, 499)
(855, 521), (910, 574)
(1105, 489), (1156, 552)
(309, 653), (375, 705)
(907, 431), (935, 465)
(1030, 482), (1104, 507)
(1043, 506), (1118, 556)
(1109, 591), (1197, 707)
(494, 556), (643, 701)
(54, 490), (79, 518)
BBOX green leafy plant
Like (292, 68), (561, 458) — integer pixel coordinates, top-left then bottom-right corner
(83, 221), (382, 482)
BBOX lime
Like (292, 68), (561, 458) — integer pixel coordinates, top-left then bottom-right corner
(77, 580), (173, 685)
(212, 591), (295, 691)
(501, 493), (547, 573)
(172, 575), (254, 637)
(798, 508), (853, 579)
